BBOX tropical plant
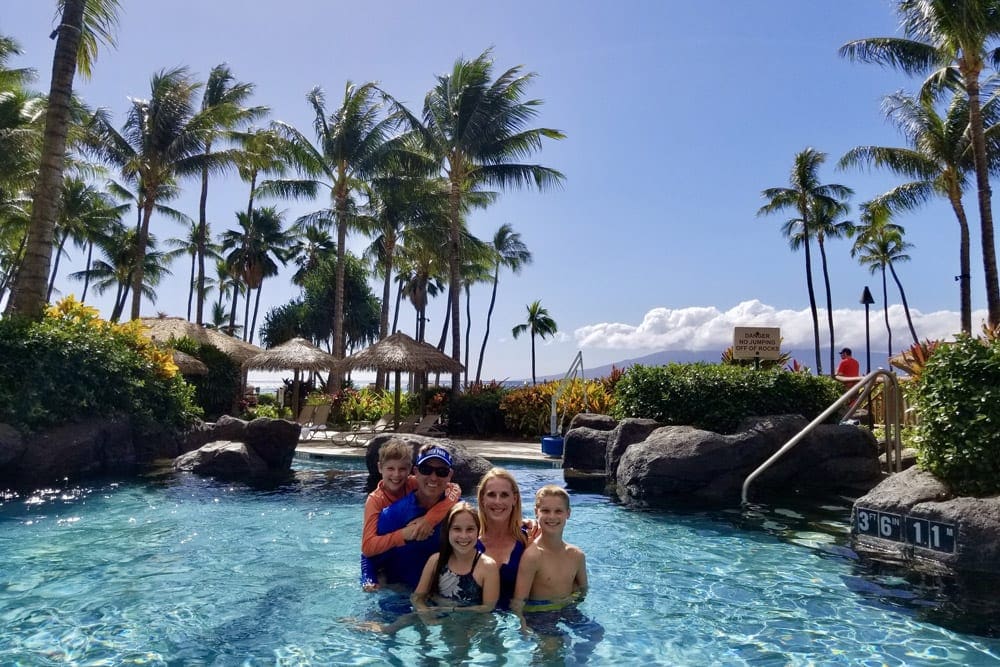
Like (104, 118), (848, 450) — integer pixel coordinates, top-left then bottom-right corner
(839, 89), (996, 333)
(500, 378), (613, 438)
(5, 0), (120, 319)
(166, 219), (219, 319)
(83, 66), (234, 319)
(262, 82), (396, 386)
(393, 49), (565, 389)
(841, 0), (1000, 327)
(912, 334), (1000, 495)
(511, 299), (558, 386)
(193, 64), (266, 325)
(476, 223), (532, 384)
(758, 148), (853, 374)
(220, 206), (290, 344)
(851, 201), (920, 359)
(611, 363), (842, 435)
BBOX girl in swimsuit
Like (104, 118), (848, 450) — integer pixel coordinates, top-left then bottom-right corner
(476, 468), (537, 610)
(412, 502), (500, 614)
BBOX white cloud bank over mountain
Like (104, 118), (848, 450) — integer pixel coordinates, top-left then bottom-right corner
(574, 300), (986, 352)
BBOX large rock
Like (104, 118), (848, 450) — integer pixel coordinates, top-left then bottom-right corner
(173, 440), (270, 478)
(172, 417), (299, 480)
(615, 415), (882, 507)
(364, 434), (493, 494)
(851, 466), (1000, 575)
(567, 413), (617, 432)
(0, 418), (135, 486)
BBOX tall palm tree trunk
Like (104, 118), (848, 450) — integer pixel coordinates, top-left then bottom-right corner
(530, 331), (537, 386)
(464, 284), (472, 388)
(803, 235), (822, 374)
(888, 261), (918, 345)
(46, 233), (69, 301)
(392, 280), (402, 334)
(377, 239), (395, 390)
(947, 192), (973, 333)
(250, 285), (263, 345)
(81, 241), (94, 302)
(195, 139), (212, 324)
(476, 266), (500, 385)
(332, 189), (348, 390)
(448, 186), (463, 390)
(817, 234), (836, 375)
(965, 72), (1000, 327)
(5, 0), (84, 318)
(242, 284), (252, 341)
(186, 250), (196, 320)
(227, 282), (241, 333)
(438, 286), (451, 351)
(129, 202), (154, 319)
(881, 265), (892, 361)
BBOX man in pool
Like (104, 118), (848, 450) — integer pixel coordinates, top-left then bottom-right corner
(375, 443), (456, 588)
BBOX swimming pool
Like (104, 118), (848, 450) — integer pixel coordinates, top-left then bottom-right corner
(1, 461), (998, 665)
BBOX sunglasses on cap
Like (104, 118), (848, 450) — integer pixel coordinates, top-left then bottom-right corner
(417, 463), (451, 477)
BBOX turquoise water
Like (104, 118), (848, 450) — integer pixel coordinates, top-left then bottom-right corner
(1, 461), (999, 665)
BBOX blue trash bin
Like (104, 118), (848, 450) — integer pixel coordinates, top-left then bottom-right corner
(541, 435), (564, 457)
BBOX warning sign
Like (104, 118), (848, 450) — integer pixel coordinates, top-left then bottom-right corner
(732, 327), (781, 360)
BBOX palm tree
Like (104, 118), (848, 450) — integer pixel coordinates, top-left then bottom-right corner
(70, 225), (170, 322)
(512, 299), (558, 386)
(262, 82), (396, 387)
(395, 49), (565, 390)
(84, 66), (232, 319)
(758, 148), (853, 374)
(47, 177), (124, 301)
(166, 218), (219, 319)
(6, 0), (120, 318)
(288, 222), (334, 286)
(841, 0), (1000, 326)
(476, 223), (532, 384)
(852, 202), (920, 359)
(220, 206), (290, 344)
(839, 89), (996, 333)
(810, 198), (854, 374)
(194, 64), (266, 324)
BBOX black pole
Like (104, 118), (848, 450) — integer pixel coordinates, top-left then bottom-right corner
(861, 286), (875, 374)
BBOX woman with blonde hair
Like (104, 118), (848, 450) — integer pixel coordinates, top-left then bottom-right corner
(476, 467), (535, 610)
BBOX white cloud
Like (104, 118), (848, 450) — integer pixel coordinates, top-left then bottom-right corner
(574, 300), (986, 352)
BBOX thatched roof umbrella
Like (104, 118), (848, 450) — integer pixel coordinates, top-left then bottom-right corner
(341, 332), (464, 427)
(242, 337), (344, 414)
(139, 316), (263, 365)
(171, 349), (209, 375)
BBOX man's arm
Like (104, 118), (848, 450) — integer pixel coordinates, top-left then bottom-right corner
(408, 482), (461, 541)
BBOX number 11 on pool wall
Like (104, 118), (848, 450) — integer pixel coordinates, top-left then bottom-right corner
(905, 516), (957, 553)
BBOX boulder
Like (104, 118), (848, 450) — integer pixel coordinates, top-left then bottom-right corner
(173, 440), (269, 478)
(615, 415), (882, 507)
(0, 418), (135, 485)
(567, 413), (617, 432)
(606, 418), (661, 480)
(244, 418), (300, 469)
(563, 427), (612, 472)
(364, 434), (493, 494)
(851, 466), (1000, 575)
(181, 415), (251, 452)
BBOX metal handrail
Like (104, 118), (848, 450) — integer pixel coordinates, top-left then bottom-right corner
(740, 368), (903, 505)
(550, 351), (586, 435)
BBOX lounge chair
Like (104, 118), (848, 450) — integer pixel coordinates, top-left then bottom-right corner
(296, 404), (318, 426)
(412, 413), (446, 437)
(300, 403), (332, 440)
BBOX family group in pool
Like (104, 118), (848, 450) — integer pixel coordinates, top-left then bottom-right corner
(359, 439), (590, 634)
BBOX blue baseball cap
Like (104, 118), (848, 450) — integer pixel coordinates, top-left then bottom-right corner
(415, 446), (452, 468)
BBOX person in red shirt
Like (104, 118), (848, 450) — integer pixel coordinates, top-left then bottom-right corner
(835, 347), (861, 389)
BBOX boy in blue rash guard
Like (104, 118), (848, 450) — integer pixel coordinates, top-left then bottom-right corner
(376, 444), (455, 589)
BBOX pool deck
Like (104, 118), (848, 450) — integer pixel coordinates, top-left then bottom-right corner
(296, 433), (559, 465)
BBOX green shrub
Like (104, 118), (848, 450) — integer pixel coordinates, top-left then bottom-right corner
(170, 337), (241, 420)
(912, 335), (1000, 495)
(0, 298), (200, 434)
(611, 363), (841, 434)
(450, 382), (509, 435)
(500, 379), (615, 438)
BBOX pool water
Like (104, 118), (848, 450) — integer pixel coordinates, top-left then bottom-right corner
(1, 461), (999, 665)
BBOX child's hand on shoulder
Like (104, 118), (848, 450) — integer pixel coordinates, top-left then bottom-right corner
(445, 482), (461, 501)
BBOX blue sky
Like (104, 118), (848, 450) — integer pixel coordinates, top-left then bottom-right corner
(4, 1), (988, 381)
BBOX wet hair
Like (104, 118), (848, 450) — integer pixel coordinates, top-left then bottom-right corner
(430, 502), (480, 596)
(535, 484), (570, 509)
(476, 467), (528, 545)
(378, 439), (412, 465)
(840, 348), (852, 356)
